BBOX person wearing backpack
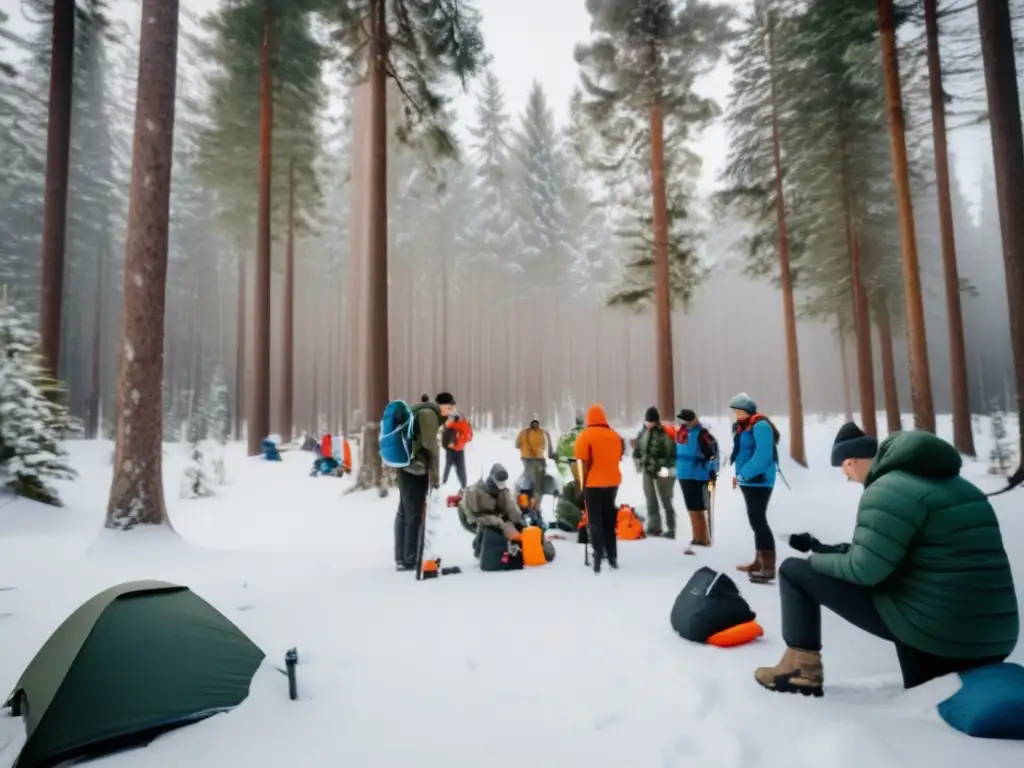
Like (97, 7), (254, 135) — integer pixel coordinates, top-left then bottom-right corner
(674, 408), (717, 550)
(385, 392), (451, 571)
(728, 393), (779, 584)
(633, 406), (677, 538)
(441, 405), (473, 491)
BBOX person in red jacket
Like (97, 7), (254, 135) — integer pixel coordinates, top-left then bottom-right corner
(442, 401), (473, 490)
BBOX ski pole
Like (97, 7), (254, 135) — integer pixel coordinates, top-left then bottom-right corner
(707, 481), (715, 544)
(777, 465), (791, 491)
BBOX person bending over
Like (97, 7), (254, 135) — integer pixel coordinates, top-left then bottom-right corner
(754, 423), (1019, 697)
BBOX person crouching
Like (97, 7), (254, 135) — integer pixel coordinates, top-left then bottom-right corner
(462, 463), (525, 570)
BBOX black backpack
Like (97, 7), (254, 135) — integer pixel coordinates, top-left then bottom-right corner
(698, 428), (719, 463)
(670, 567), (756, 643)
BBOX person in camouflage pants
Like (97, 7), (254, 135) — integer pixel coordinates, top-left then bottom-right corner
(633, 406), (677, 538)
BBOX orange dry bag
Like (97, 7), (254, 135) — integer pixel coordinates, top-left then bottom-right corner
(521, 526), (548, 567)
(321, 433), (333, 459)
(616, 505), (646, 540)
(341, 438), (352, 472)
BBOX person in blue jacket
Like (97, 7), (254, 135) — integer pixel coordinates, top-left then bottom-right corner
(674, 408), (718, 551)
(729, 392), (779, 585)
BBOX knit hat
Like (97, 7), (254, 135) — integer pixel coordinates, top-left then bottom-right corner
(830, 422), (878, 467)
(728, 392), (757, 414)
(486, 463), (509, 493)
(435, 392), (455, 406)
(644, 406), (660, 423)
(420, 393), (430, 402)
(677, 408), (697, 422)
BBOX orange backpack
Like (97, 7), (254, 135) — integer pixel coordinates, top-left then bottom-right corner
(520, 526), (549, 567)
(616, 505), (646, 540)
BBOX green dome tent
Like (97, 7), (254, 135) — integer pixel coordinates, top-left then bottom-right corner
(4, 580), (265, 768)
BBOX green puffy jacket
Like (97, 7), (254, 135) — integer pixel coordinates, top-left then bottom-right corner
(634, 425), (675, 477)
(810, 431), (1019, 660)
(556, 426), (583, 479)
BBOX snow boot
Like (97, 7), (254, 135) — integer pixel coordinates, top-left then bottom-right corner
(754, 648), (823, 697)
(749, 550), (777, 584)
(736, 553), (760, 573)
(688, 510), (710, 547)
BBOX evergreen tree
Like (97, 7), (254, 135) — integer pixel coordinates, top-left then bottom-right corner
(0, 299), (76, 506)
(205, 365), (230, 447)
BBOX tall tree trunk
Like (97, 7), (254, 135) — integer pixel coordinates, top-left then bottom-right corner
(649, 97), (675, 418)
(280, 155), (296, 441)
(878, 0), (936, 432)
(87, 240), (105, 439)
(924, 0), (973, 454)
(876, 301), (902, 434)
(838, 319), (854, 422)
(768, 18), (805, 466)
(106, 0), (179, 529)
(440, 255), (449, 385)
(976, 0), (1024, 464)
(844, 194), (877, 435)
(248, 4), (274, 456)
(234, 246), (246, 440)
(39, 0), (75, 381)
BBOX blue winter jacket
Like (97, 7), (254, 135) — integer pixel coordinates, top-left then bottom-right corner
(675, 424), (718, 482)
(731, 419), (776, 488)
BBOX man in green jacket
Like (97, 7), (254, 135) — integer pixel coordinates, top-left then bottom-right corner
(755, 423), (1018, 696)
(633, 406), (677, 538)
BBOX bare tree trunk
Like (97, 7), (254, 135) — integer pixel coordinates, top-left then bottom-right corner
(248, 4), (274, 455)
(838, 319), (854, 422)
(768, 18), (805, 466)
(924, 0), (973, 454)
(87, 239), (105, 439)
(977, 0), (1024, 463)
(876, 302), (902, 434)
(106, 0), (179, 529)
(878, 0), (936, 432)
(845, 196), (877, 435)
(234, 245), (246, 440)
(649, 98), (675, 418)
(280, 155), (296, 441)
(39, 0), (75, 381)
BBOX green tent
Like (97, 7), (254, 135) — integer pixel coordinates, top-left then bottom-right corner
(4, 580), (265, 768)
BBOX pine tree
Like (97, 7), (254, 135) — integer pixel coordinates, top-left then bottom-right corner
(0, 298), (76, 506)
(205, 365), (230, 447)
(575, 0), (732, 416)
(988, 407), (1013, 476)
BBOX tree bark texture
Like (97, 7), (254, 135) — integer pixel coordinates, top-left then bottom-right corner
(878, 0), (936, 432)
(838, 319), (853, 423)
(87, 239), (105, 439)
(843, 192), (877, 436)
(768, 19), (806, 466)
(106, 0), (179, 529)
(976, 0), (1024, 462)
(39, 0), (75, 381)
(234, 244), (246, 440)
(248, 4), (274, 456)
(876, 302), (902, 434)
(649, 98), (675, 418)
(924, 0), (973, 454)
(280, 155), (296, 440)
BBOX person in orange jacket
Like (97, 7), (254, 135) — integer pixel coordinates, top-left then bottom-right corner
(573, 403), (626, 573)
(441, 401), (473, 490)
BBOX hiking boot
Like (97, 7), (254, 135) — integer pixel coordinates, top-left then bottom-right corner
(663, 530), (676, 540)
(593, 558), (602, 574)
(608, 557), (619, 569)
(754, 648), (823, 696)
(646, 529), (663, 538)
(736, 553), (760, 573)
(688, 510), (711, 547)
(749, 550), (777, 584)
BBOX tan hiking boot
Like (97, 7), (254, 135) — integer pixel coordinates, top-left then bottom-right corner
(755, 648), (823, 696)
(688, 510), (711, 547)
(736, 553), (760, 573)
(749, 550), (777, 584)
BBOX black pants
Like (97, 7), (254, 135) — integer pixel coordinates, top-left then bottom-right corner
(779, 557), (1008, 689)
(740, 485), (774, 551)
(583, 486), (618, 564)
(443, 449), (467, 488)
(394, 471), (429, 567)
(679, 479), (708, 511)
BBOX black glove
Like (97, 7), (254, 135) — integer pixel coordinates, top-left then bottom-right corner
(788, 532), (819, 553)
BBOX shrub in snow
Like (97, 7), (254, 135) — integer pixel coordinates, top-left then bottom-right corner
(180, 448), (213, 499)
(0, 300), (77, 505)
(202, 366), (230, 447)
(211, 454), (227, 485)
(989, 410), (1014, 476)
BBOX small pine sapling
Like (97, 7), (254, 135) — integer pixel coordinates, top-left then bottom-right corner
(988, 410), (1014, 476)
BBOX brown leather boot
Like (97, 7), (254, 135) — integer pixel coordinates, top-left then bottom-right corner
(754, 647), (823, 696)
(736, 552), (760, 573)
(688, 510), (711, 547)
(749, 549), (777, 584)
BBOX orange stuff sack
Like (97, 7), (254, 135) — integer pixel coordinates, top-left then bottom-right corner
(707, 620), (764, 648)
(341, 438), (352, 472)
(321, 433), (333, 460)
(616, 505), (646, 540)
(521, 526), (548, 567)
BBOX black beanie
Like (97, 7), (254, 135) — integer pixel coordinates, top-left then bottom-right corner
(644, 406), (660, 423)
(831, 422), (878, 467)
(677, 408), (696, 422)
(435, 392), (455, 406)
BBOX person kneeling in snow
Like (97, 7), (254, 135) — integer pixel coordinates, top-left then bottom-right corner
(463, 464), (523, 553)
(755, 423), (1019, 697)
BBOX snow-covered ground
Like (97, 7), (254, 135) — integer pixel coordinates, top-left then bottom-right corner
(1, 415), (1022, 767)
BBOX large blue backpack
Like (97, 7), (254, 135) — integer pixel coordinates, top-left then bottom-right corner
(380, 400), (416, 467)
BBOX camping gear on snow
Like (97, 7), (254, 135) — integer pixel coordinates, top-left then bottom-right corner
(476, 527), (524, 571)
(615, 505), (646, 540)
(670, 567), (761, 647)
(937, 662), (1024, 739)
(4, 580), (264, 768)
(521, 526), (555, 566)
(261, 438), (281, 461)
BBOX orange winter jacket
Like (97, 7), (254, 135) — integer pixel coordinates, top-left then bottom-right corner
(445, 418), (473, 451)
(573, 404), (624, 488)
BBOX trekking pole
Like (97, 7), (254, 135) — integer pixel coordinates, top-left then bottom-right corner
(777, 465), (791, 491)
(576, 457), (591, 566)
(415, 489), (431, 581)
(707, 481), (715, 545)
